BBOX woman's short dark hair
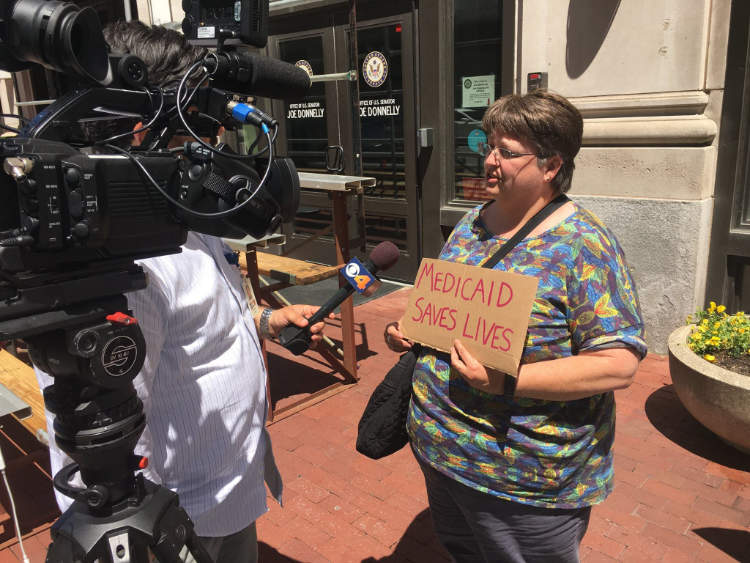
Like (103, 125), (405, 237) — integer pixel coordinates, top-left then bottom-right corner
(103, 20), (207, 87)
(481, 91), (583, 193)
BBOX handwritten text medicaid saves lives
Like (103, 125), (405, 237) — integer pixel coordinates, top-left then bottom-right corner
(410, 261), (518, 351)
(402, 259), (538, 373)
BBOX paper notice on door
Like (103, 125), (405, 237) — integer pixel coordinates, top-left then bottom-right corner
(462, 75), (495, 108)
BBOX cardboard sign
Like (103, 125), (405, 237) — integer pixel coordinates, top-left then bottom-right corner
(401, 258), (540, 376)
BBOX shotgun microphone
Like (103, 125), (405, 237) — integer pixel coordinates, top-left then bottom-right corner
(278, 241), (400, 355)
(209, 50), (311, 101)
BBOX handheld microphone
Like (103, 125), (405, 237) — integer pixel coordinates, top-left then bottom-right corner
(279, 241), (400, 355)
(209, 51), (311, 101)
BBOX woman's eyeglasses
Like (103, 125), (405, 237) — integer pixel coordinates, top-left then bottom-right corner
(480, 144), (537, 160)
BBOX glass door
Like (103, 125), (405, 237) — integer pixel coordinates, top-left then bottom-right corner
(269, 7), (420, 281)
(356, 19), (419, 281)
(278, 35), (330, 174)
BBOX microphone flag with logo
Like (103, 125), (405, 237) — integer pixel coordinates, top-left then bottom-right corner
(279, 241), (399, 355)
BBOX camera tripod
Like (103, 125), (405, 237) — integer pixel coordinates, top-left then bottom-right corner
(1, 266), (213, 562)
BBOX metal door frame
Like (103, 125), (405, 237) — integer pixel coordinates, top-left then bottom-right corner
(351, 12), (420, 281)
(267, 3), (421, 281)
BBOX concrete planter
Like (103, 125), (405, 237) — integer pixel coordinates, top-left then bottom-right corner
(668, 325), (750, 454)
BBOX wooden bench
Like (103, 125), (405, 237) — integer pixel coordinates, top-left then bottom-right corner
(0, 351), (61, 538)
(239, 252), (340, 289)
(0, 350), (47, 445)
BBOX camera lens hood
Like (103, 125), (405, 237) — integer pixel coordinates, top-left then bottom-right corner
(8, 0), (110, 84)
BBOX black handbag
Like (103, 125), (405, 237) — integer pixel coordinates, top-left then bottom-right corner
(355, 194), (570, 460)
(356, 343), (422, 459)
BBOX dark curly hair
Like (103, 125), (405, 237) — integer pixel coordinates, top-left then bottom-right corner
(103, 20), (207, 87)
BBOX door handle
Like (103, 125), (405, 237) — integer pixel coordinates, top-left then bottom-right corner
(326, 145), (345, 173)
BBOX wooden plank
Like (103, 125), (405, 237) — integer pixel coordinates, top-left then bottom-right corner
(298, 172), (376, 193)
(223, 234), (286, 252)
(0, 351), (47, 444)
(239, 253), (340, 286)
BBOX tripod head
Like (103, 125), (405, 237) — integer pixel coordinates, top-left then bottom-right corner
(9, 273), (212, 561)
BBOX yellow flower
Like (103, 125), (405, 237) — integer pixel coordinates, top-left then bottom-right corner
(717, 305), (726, 313)
(709, 301), (717, 312)
(704, 354), (715, 362)
(713, 321), (721, 329)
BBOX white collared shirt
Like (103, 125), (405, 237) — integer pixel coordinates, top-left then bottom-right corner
(36, 232), (282, 537)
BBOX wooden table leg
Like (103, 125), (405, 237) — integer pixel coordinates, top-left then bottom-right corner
(331, 192), (358, 382)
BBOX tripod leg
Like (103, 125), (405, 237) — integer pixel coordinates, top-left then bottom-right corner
(145, 488), (214, 563)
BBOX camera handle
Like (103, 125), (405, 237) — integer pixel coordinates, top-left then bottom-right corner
(20, 298), (213, 563)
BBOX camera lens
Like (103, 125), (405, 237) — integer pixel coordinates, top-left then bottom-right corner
(4, 0), (110, 84)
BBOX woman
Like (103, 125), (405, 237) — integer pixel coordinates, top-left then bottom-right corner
(386, 91), (646, 562)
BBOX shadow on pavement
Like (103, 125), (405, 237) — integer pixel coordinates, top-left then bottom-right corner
(265, 351), (341, 408)
(692, 527), (750, 562)
(257, 541), (301, 562)
(644, 385), (750, 471)
(361, 509), (450, 562)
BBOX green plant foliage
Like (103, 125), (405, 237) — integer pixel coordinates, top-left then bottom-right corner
(687, 302), (750, 362)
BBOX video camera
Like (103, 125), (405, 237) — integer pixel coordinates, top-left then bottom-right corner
(0, 1), (311, 560)
(0, 1), (311, 329)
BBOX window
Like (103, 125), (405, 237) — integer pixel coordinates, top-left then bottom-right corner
(452, 0), (503, 202)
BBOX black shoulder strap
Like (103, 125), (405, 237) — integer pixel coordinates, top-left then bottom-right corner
(482, 194), (570, 269)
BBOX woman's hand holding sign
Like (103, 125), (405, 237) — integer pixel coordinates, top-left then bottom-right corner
(450, 339), (505, 395)
(384, 320), (412, 353)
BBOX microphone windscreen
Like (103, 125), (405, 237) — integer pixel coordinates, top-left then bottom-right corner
(248, 54), (311, 100)
(210, 51), (311, 100)
(369, 241), (400, 271)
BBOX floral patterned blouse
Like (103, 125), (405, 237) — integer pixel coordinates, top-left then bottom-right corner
(407, 201), (647, 508)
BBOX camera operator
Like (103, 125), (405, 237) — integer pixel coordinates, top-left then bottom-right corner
(34, 20), (329, 562)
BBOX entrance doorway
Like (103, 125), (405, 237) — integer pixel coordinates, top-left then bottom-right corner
(706, 0), (750, 311)
(268, 3), (419, 281)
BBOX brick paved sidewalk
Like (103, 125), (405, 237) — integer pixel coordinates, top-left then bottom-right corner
(1, 287), (749, 562)
(257, 288), (750, 563)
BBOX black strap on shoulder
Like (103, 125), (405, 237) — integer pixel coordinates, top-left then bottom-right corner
(482, 194), (570, 269)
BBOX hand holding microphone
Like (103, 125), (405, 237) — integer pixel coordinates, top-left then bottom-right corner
(279, 241), (400, 355)
(265, 304), (331, 347)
